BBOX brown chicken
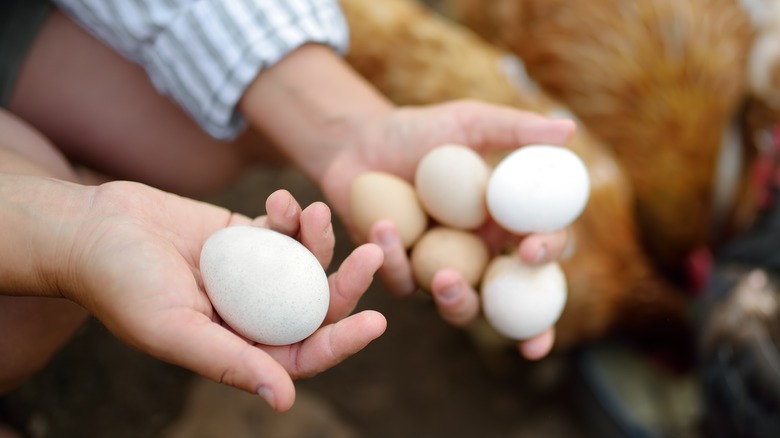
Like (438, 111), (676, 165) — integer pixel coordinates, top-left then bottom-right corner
(339, 0), (687, 349)
(447, 0), (758, 279)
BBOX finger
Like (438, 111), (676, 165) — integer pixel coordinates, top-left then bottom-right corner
(430, 268), (481, 327)
(369, 220), (417, 296)
(299, 202), (335, 269)
(224, 211), (254, 227)
(475, 219), (520, 254)
(150, 309), (296, 412)
(264, 189), (302, 237)
(517, 228), (572, 265)
(264, 310), (387, 379)
(325, 243), (384, 322)
(452, 101), (577, 152)
(518, 327), (556, 360)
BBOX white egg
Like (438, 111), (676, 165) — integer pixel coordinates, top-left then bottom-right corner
(199, 226), (329, 346)
(415, 144), (490, 229)
(481, 255), (567, 340)
(486, 145), (590, 233)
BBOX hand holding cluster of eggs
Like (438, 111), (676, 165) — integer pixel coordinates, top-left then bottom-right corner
(350, 144), (590, 340)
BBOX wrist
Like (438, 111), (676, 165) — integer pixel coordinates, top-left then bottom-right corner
(0, 173), (94, 300)
(239, 43), (394, 186)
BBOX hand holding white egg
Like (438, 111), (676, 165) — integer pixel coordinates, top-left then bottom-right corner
(55, 185), (386, 413)
(200, 226), (331, 345)
(349, 142), (589, 346)
(197, 190), (386, 353)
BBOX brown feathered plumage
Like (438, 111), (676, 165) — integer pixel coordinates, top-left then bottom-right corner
(449, 0), (757, 278)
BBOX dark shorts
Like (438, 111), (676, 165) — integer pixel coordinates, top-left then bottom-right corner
(0, 0), (52, 107)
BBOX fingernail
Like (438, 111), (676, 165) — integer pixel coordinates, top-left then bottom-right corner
(439, 284), (461, 302)
(377, 228), (398, 248)
(257, 386), (275, 408)
(533, 246), (548, 264)
(284, 198), (297, 220)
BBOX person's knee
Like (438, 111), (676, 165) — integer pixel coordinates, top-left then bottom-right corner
(0, 297), (88, 395)
(0, 108), (77, 181)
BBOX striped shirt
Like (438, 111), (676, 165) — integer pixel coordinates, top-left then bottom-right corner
(53, 0), (350, 139)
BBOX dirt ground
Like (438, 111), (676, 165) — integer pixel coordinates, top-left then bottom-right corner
(0, 166), (607, 438)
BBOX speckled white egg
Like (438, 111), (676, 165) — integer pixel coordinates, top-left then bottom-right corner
(481, 255), (567, 340)
(486, 145), (590, 233)
(415, 144), (491, 229)
(199, 226), (329, 346)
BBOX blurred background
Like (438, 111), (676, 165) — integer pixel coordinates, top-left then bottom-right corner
(4, 0), (780, 436)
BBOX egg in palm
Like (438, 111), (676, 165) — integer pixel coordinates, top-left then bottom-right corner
(199, 226), (330, 346)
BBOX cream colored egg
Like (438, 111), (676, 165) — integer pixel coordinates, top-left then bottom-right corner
(200, 226), (330, 346)
(415, 144), (491, 229)
(410, 227), (490, 292)
(486, 145), (590, 233)
(350, 171), (428, 249)
(481, 255), (567, 340)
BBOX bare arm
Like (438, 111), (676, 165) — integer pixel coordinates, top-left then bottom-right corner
(0, 155), (386, 411)
(239, 43), (394, 208)
(239, 43), (576, 229)
(0, 147), (94, 300)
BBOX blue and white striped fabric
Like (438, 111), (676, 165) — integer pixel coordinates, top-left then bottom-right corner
(53, 0), (350, 139)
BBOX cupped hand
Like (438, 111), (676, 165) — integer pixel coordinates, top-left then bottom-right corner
(65, 182), (385, 412)
(318, 99), (577, 359)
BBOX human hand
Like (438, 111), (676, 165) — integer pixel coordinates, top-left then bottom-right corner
(59, 182), (385, 411)
(318, 100), (576, 360)
(238, 45), (576, 360)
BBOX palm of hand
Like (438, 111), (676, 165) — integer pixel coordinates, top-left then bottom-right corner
(65, 181), (385, 411)
(318, 101), (575, 359)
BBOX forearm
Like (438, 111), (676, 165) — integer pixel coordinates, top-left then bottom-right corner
(0, 164), (91, 299)
(238, 43), (394, 186)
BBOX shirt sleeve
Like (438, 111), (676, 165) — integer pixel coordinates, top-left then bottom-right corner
(52, 0), (350, 139)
